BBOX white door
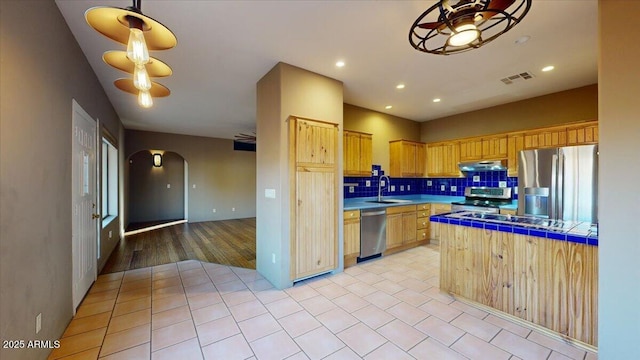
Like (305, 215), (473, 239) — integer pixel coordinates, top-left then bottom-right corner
(71, 100), (98, 312)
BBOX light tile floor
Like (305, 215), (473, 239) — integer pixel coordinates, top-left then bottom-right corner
(48, 245), (598, 360)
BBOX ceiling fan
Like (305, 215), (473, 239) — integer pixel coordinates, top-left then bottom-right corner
(234, 132), (256, 144)
(409, 0), (531, 55)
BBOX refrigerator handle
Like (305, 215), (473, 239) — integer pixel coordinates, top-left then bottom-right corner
(557, 151), (564, 220)
(550, 154), (558, 219)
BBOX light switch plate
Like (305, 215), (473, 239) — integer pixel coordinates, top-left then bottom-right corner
(349, 186), (355, 193)
(265, 189), (276, 198)
(380, 180), (386, 187)
(407, 185), (411, 191)
(365, 180), (371, 187)
(166, 184), (171, 189)
(451, 186), (457, 191)
(440, 185), (446, 191)
(473, 175), (480, 182)
(400, 185), (405, 191)
(427, 180), (432, 186)
(372, 169), (378, 176)
(390, 185), (396, 191)
(514, 186), (518, 194)
(499, 181), (507, 188)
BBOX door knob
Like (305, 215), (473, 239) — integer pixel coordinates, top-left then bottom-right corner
(92, 213), (100, 219)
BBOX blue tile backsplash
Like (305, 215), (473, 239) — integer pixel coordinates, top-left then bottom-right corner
(344, 165), (518, 200)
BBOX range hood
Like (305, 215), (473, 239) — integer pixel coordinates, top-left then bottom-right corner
(458, 159), (508, 172)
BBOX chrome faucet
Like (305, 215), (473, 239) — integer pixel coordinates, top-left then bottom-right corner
(378, 175), (390, 202)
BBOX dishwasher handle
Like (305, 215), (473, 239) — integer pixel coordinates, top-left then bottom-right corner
(361, 210), (386, 217)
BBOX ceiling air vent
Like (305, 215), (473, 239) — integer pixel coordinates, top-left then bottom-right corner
(500, 71), (535, 85)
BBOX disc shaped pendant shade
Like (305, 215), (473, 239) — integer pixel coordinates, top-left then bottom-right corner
(85, 6), (177, 50)
(103, 51), (172, 77)
(114, 78), (170, 97)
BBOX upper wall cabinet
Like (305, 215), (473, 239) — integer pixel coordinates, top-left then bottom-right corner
(426, 141), (460, 177)
(523, 125), (567, 149)
(566, 121), (598, 145)
(506, 133), (524, 177)
(389, 140), (426, 178)
(459, 137), (483, 162)
(343, 130), (372, 176)
(481, 135), (508, 159)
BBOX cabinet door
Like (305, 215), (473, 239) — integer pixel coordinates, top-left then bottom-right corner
(343, 131), (361, 175)
(344, 218), (360, 257)
(402, 212), (417, 244)
(359, 133), (373, 174)
(460, 138), (483, 161)
(296, 119), (336, 165)
(430, 204), (452, 243)
(566, 122), (598, 145)
(415, 142), (426, 177)
(442, 142), (460, 176)
(426, 144), (442, 176)
(482, 135), (508, 159)
(386, 213), (403, 249)
(507, 134), (524, 177)
(524, 127), (566, 149)
(402, 142), (417, 176)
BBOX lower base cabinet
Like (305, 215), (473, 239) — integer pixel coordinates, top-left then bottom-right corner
(430, 203), (452, 243)
(344, 210), (360, 268)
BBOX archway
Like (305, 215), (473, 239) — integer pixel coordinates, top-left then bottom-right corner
(127, 150), (188, 231)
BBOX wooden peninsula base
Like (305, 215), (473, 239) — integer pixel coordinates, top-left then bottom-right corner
(437, 223), (598, 348)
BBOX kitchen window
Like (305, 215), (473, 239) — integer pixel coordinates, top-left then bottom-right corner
(101, 136), (118, 226)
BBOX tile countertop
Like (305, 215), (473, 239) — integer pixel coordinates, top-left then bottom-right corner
(344, 195), (518, 211)
(431, 211), (598, 246)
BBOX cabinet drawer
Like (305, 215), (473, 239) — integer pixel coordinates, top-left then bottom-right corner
(416, 203), (430, 212)
(417, 218), (429, 229)
(416, 210), (430, 218)
(416, 229), (429, 241)
(344, 210), (360, 220)
(386, 205), (417, 215)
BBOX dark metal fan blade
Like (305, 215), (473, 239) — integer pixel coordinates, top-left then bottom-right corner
(417, 21), (445, 30)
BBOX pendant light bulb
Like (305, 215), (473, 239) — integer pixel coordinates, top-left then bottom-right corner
(127, 28), (149, 65)
(133, 65), (152, 91)
(138, 90), (153, 108)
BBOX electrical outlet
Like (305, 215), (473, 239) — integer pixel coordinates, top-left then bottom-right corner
(400, 185), (405, 191)
(166, 183), (171, 189)
(193, 184), (196, 189)
(514, 187), (518, 195)
(440, 185), (446, 191)
(372, 169), (378, 176)
(272, 253), (276, 264)
(451, 186), (457, 191)
(232, 207), (235, 212)
(473, 175), (480, 182)
(265, 189), (276, 198)
(108, 230), (112, 239)
(349, 186), (355, 193)
(36, 313), (41, 334)
(407, 185), (411, 191)
(381, 180), (386, 187)
(499, 181), (507, 188)
(213, 209), (216, 213)
(427, 180), (432, 186)
(365, 180), (371, 187)
(390, 185), (395, 191)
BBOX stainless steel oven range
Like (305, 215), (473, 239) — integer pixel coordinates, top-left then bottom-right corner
(451, 186), (512, 213)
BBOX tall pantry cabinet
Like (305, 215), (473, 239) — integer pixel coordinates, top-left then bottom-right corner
(289, 117), (339, 280)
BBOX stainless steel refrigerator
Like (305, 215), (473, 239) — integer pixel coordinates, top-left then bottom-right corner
(518, 144), (598, 223)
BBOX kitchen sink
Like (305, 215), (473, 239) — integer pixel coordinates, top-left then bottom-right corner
(366, 199), (413, 204)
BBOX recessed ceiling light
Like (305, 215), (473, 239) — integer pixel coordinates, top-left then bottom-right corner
(433, 98), (441, 103)
(396, 84), (405, 89)
(542, 65), (555, 72)
(385, 105), (393, 109)
(335, 61), (345, 68)
(515, 35), (531, 45)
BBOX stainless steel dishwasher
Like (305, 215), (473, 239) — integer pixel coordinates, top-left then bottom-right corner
(359, 209), (387, 261)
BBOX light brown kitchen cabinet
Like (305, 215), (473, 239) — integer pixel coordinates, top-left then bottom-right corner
(386, 205), (417, 250)
(389, 140), (427, 177)
(566, 121), (598, 145)
(482, 135), (508, 159)
(416, 203), (431, 242)
(430, 203), (452, 244)
(459, 137), (483, 161)
(500, 208), (517, 216)
(289, 117), (338, 281)
(343, 130), (372, 176)
(426, 141), (460, 177)
(524, 126), (567, 149)
(343, 210), (360, 267)
(506, 133), (524, 177)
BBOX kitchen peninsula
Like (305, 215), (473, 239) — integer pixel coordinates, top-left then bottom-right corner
(431, 211), (598, 348)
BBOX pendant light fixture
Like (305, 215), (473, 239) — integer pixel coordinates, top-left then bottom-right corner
(409, 0), (531, 55)
(85, 0), (176, 107)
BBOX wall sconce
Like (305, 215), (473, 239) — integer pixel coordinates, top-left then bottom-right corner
(153, 153), (162, 167)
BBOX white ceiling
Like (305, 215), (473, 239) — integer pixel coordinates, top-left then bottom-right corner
(55, 0), (598, 140)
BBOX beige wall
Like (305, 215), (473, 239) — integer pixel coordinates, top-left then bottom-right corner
(598, 1), (640, 358)
(420, 84), (598, 143)
(125, 130), (256, 223)
(256, 63), (343, 289)
(0, 1), (123, 359)
(344, 104), (421, 173)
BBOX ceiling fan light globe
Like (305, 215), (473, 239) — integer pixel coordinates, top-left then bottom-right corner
(448, 24), (480, 46)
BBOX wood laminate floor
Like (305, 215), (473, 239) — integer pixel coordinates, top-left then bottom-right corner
(101, 218), (256, 274)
